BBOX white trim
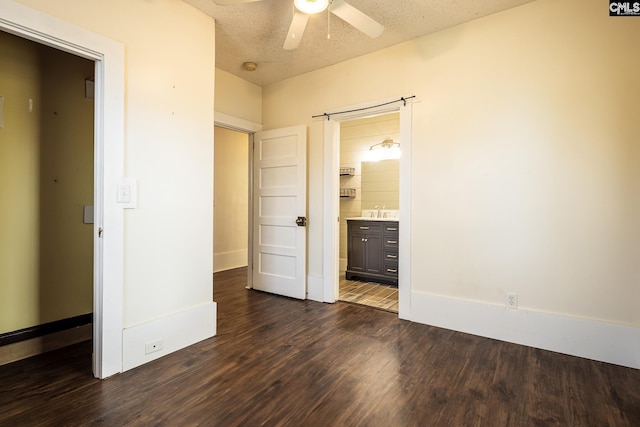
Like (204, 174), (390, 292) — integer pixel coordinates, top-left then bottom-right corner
(122, 302), (216, 371)
(307, 275), (324, 302)
(247, 133), (254, 289)
(0, 0), (125, 379)
(322, 96), (413, 317)
(214, 111), (263, 133)
(322, 119), (340, 303)
(411, 290), (640, 369)
(397, 103), (412, 320)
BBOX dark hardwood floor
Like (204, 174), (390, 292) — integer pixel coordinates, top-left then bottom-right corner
(1, 267), (639, 426)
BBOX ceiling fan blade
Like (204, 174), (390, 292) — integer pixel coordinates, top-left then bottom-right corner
(213, 0), (263, 5)
(283, 10), (309, 50)
(330, 0), (384, 38)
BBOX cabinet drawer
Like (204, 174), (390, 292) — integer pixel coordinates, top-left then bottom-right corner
(350, 222), (382, 234)
(384, 249), (398, 262)
(383, 224), (399, 234)
(384, 262), (399, 276)
(384, 237), (398, 248)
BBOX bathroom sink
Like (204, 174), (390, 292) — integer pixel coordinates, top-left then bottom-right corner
(380, 209), (399, 219)
(345, 216), (399, 222)
(351, 209), (399, 220)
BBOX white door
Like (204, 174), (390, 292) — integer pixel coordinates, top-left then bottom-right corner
(252, 125), (307, 299)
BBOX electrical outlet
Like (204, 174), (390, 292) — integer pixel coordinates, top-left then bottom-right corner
(145, 339), (164, 355)
(506, 293), (518, 310)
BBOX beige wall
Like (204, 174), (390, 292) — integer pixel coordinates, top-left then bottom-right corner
(212, 71), (259, 273)
(38, 45), (94, 325)
(213, 126), (248, 272)
(0, 32), (93, 333)
(18, 0), (216, 328)
(263, 0), (640, 327)
(0, 32), (41, 333)
(215, 68), (262, 124)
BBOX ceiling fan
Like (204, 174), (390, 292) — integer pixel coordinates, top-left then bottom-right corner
(213, 0), (384, 50)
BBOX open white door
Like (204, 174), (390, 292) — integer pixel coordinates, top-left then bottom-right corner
(252, 125), (307, 299)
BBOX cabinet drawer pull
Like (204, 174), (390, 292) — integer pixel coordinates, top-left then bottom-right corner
(387, 268), (398, 273)
(387, 240), (397, 244)
(386, 227), (398, 231)
(386, 254), (397, 259)
(359, 226), (370, 230)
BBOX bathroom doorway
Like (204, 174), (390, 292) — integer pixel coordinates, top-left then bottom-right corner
(338, 113), (400, 312)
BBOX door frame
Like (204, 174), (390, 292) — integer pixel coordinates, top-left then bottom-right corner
(322, 97), (413, 320)
(0, 2), (125, 378)
(213, 112), (262, 289)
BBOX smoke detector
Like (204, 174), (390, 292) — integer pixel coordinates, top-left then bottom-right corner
(242, 62), (257, 71)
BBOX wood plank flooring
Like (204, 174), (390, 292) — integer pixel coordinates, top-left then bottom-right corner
(1, 267), (639, 426)
(339, 278), (398, 312)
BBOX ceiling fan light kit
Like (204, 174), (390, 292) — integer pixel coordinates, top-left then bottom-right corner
(285, 0), (384, 50)
(294, 0), (329, 14)
(213, 0), (384, 52)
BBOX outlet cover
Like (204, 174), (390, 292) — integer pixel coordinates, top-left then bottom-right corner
(145, 339), (164, 355)
(506, 293), (518, 310)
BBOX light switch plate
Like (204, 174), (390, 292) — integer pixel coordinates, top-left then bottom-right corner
(117, 178), (137, 209)
(83, 205), (94, 224)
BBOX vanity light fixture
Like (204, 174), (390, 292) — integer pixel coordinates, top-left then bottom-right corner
(369, 137), (400, 161)
(294, 0), (329, 14)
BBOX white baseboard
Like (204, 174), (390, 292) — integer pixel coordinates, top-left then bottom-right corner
(411, 290), (640, 369)
(122, 302), (216, 371)
(307, 275), (324, 302)
(214, 250), (247, 273)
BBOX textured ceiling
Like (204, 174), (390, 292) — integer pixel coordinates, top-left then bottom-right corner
(184, 0), (537, 86)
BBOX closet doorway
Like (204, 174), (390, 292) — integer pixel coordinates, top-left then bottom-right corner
(0, 31), (95, 367)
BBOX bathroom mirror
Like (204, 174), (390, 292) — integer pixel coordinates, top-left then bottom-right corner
(361, 159), (399, 211)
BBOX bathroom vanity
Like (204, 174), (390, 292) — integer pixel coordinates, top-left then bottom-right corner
(346, 219), (399, 285)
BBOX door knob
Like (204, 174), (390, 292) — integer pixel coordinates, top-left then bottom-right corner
(295, 216), (307, 227)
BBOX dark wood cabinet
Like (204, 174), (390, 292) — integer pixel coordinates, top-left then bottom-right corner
(346, 220), (398, 285)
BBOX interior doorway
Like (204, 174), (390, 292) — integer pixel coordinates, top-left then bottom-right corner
(323, 96), (413, 320)
(338, 113), (400, 312)
(212, 121), (308, 300)
(0, 30), (95, 364)
(213, 114), (262, 289)
(213, 126), (249, 274)
(1, 2), (126, 379)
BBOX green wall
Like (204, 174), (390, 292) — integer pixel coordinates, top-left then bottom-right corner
(0, 31), (94, 334)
